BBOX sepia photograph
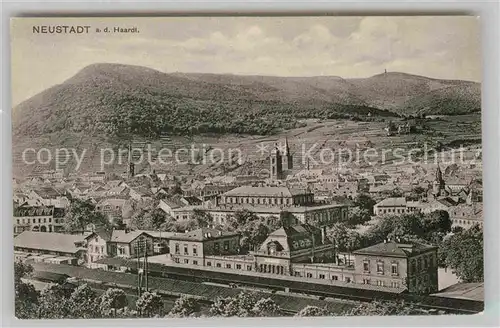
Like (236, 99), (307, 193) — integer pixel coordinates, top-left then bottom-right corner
(10, 16), (483, 319)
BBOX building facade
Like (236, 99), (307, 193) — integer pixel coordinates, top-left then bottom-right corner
(84, 230), (112, 268)
(353, 240), (438, 294)
(13, 205), (66, 235)
(107, 230), (154, 258)
(253, 224), (335, 276)
(220, 186), (314, 208)
(206, 203), (348, 228)
(14, 231), (88, 265)
(168, 228), (240, 266)
(373, 197), (421, 216)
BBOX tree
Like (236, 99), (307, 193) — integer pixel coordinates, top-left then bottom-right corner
(266, 215), (283, 231)
(345, 230), (363, 252)
(150, 208), (170, 229)
(168, 295), (200, 317)
(64, 199), (111, 233)
(15, 281), (39, 319)
(221, 215), (239, 232)
(37, 285), (73, 319)
(346, 206), (371, 227)
(240, 220), (271, 252)
(68, 284), (99, 319)
(174, 218), (201, 233)
(295, 305), (331, 317)
(422, 210), (452, 242)
(279, 211), (296, 226)
(136, 291), (164, 317)
(251, 297), (280, 317)
(14, 262), (39, 319)
(159, 218), (177, 232)
(209, 296), (235, 317)
(233, 209), (260, 225)
(99, 288), (128, 317)
(191, 209), (214, 228)
(169, 180), (182, 196)
(44, 282), (76, 299)
(327, 222), (349, 251)
(353, 193), (376, 214)
(129, 200), (157, 230)
(14, 261), (33, 282)
(408, 186), (427, 201)
(209, 292), (270, 317)
(387, 213), (426, 241)
(344, 300), (421, 316)
(439, 225), (483, 282)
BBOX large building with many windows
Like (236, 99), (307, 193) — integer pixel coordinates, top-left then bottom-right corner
(219, 186), (314, 207)
(13, 205), (66, 235)
(168, 228), (241, 266)
(373, 197), (422, 216)
(163, 226), (438, 294)
(353, 239), (438, 294)
(209, 185), (348, 227)
(253, 224), (335, 276)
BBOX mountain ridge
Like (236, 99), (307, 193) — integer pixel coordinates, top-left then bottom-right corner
(12, 63), (481, 140)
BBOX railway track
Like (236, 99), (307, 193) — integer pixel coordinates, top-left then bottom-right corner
(29, 263), (354, 315)
(28, 261), (482, 314)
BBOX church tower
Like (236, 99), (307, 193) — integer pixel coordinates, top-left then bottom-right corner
(270, 144), (283, 181)
(127, 142), (135, 179)
(432, 164), (445, 197)
(283, 137), (293, 170)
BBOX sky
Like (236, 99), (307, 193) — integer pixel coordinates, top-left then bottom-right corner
(11, 16), (481, 106)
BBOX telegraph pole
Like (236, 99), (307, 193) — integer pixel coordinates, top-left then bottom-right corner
(137, 244), (142, 298)
(144, 242), (149, 292)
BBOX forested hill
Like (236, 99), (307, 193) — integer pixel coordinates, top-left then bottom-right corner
(12, 63), (480, 140)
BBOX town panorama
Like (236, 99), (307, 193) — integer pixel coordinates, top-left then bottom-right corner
(11, 16), (483, 318)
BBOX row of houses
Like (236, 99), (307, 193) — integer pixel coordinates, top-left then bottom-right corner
(94, 224), (439, 295)
(373, 197), (483, 229)
(15, 219), (439, 295)
(14, 229), (160, 267)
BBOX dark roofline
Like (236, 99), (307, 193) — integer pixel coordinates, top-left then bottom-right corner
(170, 232), (239, 242)
(108, 231), (154, 244)
(353, 244), (438, 258)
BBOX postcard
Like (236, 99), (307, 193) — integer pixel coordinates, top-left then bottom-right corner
(11, 16), (483, 318)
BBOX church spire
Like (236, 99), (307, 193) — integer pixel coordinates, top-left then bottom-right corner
(284, 137), (293, 170)
(433, 164), (445, 198)
(284, 137), (290, 155)
(435, 164), (444, 184)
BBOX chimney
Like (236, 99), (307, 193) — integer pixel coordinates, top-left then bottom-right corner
(208, 233), (212, 238)
(384, 239), (387, 243)
(218, 231), (222, 236)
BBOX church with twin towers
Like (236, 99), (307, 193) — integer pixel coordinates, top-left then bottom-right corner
(270, 138), (294, 181)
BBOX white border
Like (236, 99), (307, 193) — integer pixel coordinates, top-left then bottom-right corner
(1, 1), (499, 327)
